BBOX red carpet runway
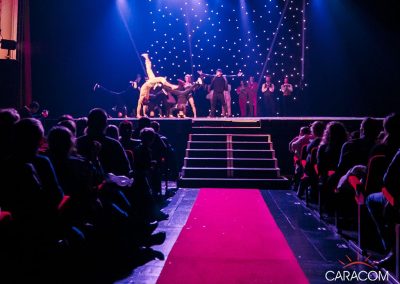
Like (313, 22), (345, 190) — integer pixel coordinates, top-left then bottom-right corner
(157, 188), (309, 284)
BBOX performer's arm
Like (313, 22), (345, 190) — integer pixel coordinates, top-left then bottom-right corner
(137, 95), (146, 118)
(224, 71), (244, 78)
(261, 83), (267, 93)
(197, 70), (213, 78)
(96, 85), (124, 95)
(288, 84), (293, 92)
(270, 84), (275, 93)
(177, 79), (185, 87)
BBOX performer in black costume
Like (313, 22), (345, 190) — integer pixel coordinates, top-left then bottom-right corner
(167, 80), (201, 118)
(198, 69), (243, 117)
(93, 73), (143, 117)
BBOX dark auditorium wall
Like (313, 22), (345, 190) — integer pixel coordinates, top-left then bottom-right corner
(305, 0), (400, 116)
(28, 0), (143, 117)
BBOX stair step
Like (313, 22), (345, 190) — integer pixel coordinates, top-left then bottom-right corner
(192, 120), (261, 128)
(188, 141), (272, 150)
(186, 149), (275, 159)
(178, 177), (290, 189)
(192, 127), (264, 134)
(184, 158), (277, 168)
(190, 134), (271, 142)
(182, 167), (280, 178)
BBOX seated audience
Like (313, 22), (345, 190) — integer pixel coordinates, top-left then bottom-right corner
(47, 126), (99, 222)
(58, 119), (77, 137)
(105, 124), (120, 140)
(296, 121), (324, 197)
(119, 120), (141, 152)
(76, 108), (131, 176)
(76, 117), (88, 137)
(150, 120), (179, 181)
(133, 127), (169, 220)
(19, 101), (40, 119)
(0, 118), (64, 235)
(133, 117), (167, 197)
(307, 121), (325, 153)
(0, 108), (20, 161)
(317, 121), (348, 178)
(337, 117), (382, 176)
(370, 113), (400, 161)
(366, 149), (400, 267)
(289, 126), (312, 158)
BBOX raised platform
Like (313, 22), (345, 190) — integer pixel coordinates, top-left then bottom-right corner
(44, 116), (371, 184)
(104, 116), (368, 179)
(179, 121), (288, 188)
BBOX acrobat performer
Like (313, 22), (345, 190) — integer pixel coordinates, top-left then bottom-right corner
(136, 53), (179, 118)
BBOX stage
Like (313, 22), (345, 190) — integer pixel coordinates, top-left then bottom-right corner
(51, 116), (374, 178)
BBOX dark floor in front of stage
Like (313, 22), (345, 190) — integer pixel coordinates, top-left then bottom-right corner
(116, 188), (361, 284)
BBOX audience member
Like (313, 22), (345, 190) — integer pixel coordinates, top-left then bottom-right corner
(119, 120), (141, 152)
(337, 117), (382, 176)
(317, 121), (348, 177)
(76, 108), (131, 176)
(0, 108), (20, 161)
(366, 150), (400, 266)
(289, 126), (312, 157)
(76, 117), (88, 137)
(48, 126), (99, 222)
(105, 124), (120, 140)
(19, 101), (40, 119)
(370, 113), (400, 161)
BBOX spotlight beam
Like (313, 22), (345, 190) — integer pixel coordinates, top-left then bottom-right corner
(301, 0), (306, 87)
(184, 6), (195, 75)
(258, 0), (290, 87)
(117, 1), (146, 74)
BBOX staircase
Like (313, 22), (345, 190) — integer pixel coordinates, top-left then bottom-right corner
(178, 119), (289, 189)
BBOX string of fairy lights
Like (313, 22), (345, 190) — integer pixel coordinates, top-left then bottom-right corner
(139, 0), (309, 116)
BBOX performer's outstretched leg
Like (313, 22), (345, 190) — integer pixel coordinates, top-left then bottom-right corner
(142, 53), (178, 90)
(142, 53), (156, 79)
(188, 97), (197, 118)
(168, 84), (197, 97)
(137, 53), (180, 117)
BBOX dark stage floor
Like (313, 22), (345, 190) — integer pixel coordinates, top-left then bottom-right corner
(116, 188), (370, 284)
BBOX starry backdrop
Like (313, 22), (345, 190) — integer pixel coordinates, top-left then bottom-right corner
(28, 0), (400, 117)
(116, 0), (308, 116)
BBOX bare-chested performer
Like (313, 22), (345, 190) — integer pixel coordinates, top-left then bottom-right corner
(136, 53), (179, 118)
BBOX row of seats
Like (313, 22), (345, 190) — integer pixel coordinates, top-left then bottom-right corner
(289, 114), (400, 275)
(0, 108), (176, 283)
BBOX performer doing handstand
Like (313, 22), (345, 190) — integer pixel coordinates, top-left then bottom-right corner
(136, 53), (180, 118)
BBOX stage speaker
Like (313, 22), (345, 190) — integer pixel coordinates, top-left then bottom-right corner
(0, 59), (20, 108)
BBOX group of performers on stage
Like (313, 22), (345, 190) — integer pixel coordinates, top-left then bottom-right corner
(94, 53), (294, 118)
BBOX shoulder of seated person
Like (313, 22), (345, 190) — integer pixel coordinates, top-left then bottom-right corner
(2, 160), (35, 173)
(67, 155), (87, 163)
(104, 135), (122, 144)
(76, 134), (89, 143)
(35, 154), (52, 164)
(318, 144), (328, 150)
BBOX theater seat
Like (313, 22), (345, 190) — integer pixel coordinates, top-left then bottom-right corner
(300, 145), (308, 168)
(125, 150), (134, 169)
(351, 155), (388, 251)
(58, 195), (71, 213)
(0, 211), (12, 223)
